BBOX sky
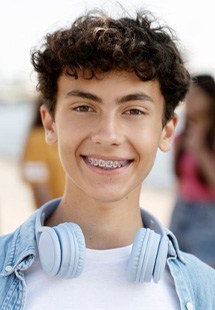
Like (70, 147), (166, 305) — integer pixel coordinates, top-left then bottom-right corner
(0, 0), (215, 86)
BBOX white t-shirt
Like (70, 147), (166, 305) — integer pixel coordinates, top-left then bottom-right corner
(25, 245), (180, 310)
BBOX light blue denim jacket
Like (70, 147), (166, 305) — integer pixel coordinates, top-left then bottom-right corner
(1, 206), (215, 310)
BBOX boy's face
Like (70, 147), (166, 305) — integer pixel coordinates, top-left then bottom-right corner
(41, 70), (177, 203)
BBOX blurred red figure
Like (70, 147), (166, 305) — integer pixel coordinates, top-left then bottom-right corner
(170, 74), (215, 267)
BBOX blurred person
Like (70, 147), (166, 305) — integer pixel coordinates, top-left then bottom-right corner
(0, 9), (215, 310)
(170, 74), (215, 267)
(21, 96), (65, 208)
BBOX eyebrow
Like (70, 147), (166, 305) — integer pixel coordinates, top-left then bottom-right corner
(65, 90), (154, 104)
(66, 90), (102, 103)
(117, 93), (154, 104)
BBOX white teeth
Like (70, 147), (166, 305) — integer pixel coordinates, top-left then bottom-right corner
(87, 157), (128, 169)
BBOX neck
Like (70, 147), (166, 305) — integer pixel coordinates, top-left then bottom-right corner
(46, 186), (143, 250)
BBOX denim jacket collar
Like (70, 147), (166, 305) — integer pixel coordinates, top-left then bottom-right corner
(166, 229), (187, 264)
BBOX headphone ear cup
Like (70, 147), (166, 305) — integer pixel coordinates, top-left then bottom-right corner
(37, 226), (62, 276)
(55, 223), (86, 278)
(153, 234), (168, 283)
(127, 228), (163, 283)
(37, 223), (86, 279)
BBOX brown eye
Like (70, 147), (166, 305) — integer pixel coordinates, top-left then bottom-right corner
(124, 109), (144, 115)
(74, 105), (94, 112)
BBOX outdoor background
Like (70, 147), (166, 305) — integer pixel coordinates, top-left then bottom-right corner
(0, 0), (214, 235)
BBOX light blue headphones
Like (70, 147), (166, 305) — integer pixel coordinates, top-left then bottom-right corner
(35, 198), (169, 283)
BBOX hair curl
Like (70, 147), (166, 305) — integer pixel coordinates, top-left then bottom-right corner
(31, 10), (190, 123)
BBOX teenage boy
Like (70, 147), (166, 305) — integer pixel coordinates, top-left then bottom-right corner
(0, 10), (215, 310)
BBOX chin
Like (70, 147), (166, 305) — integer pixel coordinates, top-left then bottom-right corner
(90, 189), (131, 204)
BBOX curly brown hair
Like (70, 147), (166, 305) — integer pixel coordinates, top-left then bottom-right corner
(31, 10), (190, 123)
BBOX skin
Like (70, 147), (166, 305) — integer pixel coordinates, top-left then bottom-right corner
(41, 70), (177, 249)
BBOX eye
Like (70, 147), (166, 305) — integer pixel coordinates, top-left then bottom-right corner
(73, 105), (94, 112)
(124, 108), (145, 115)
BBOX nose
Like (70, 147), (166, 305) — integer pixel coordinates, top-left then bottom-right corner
(91, 114), (123, 146)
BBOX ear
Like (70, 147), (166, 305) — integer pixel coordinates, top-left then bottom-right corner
(159, 114), (178, 152)
(40, 105), (57, 145)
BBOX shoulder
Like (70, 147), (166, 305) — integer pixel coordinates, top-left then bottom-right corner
(168, 229), (215, 286)
(180, 252), (215, 306)
(167, 229), (215, 307)
(182, 251), (215, 282)
(0, 231), (14, 270)
(0, 211), (38, 274)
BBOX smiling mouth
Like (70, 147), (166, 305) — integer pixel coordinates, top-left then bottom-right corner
(84, 156), (132, 170)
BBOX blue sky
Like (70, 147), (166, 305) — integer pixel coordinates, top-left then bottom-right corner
(0, 0), (214, 83)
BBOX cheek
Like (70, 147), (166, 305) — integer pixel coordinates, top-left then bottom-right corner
(132, 130), (161, 161)
(57, 142), (72, 174)
(134, 124), (162, 146)
(56, 131), (77, 172)
(132, 133), (159, 181)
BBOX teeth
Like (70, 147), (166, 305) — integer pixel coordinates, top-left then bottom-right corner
(88, 158), (127, 169)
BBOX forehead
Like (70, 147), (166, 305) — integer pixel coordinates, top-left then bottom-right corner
(57, 70), (163, 103)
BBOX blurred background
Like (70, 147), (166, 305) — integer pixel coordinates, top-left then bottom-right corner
(0, 0), (215, 235)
